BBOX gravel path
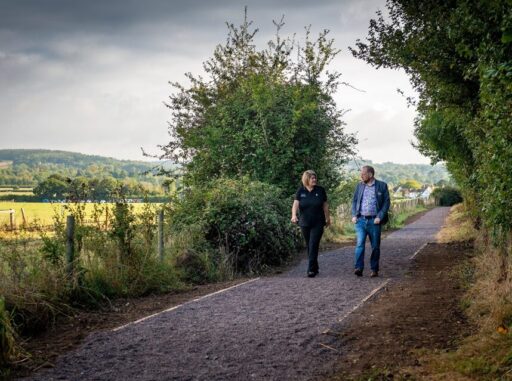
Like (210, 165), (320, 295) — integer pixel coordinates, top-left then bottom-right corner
(25, 207), (450, 381)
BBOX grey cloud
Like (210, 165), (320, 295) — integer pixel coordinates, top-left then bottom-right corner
(0, 0), (385, 76)
(0, 0), (428, 163)
(0, 0), (341, 36)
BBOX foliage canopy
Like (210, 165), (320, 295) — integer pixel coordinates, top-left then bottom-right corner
(161, 14), (356, 193)
(352, 0), (512, 241)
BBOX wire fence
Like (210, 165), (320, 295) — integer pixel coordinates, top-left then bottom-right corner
(2, 197), (436, 234)
(0, 207), (125, 233)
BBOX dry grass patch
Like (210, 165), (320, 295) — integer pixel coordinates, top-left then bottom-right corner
(436, 203), (478, 243)
(417, 330), (512, 381)
(468, 240), (512, 333)
(322, 216), (355, 247)
(412, 205), (512, 380)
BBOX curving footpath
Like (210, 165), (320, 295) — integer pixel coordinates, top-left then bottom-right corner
(25, 207), (450, 381)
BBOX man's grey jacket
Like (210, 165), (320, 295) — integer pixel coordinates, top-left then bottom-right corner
(351, 179), (391, 224)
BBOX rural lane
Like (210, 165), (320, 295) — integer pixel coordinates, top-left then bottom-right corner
(25, 207), (450, 381)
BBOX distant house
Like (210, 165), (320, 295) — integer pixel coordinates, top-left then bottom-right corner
(394, 186), (416, 198)
(393, 184), (434, 199)
(407, 191), (419, 199)
(419, 186), (433, 199)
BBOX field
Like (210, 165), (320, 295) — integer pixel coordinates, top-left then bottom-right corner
(0, 187), (34, 196)
(0, 201), (157, 228)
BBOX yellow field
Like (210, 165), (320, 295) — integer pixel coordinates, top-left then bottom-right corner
(0, 202), (159, 227)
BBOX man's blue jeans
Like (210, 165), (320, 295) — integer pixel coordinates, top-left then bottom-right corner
(354, 217), (382, 272)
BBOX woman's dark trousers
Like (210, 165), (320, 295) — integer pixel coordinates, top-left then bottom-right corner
(301, 225), (324, 274)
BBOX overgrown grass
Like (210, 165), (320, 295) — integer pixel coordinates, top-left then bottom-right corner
(0, 179), (301, 374)
(387, 204), (427, 229)
(0, 296), (27, 379)
(436, 203), (478, 243)
(323, 201), (429, 247)
(412, 203), (512, 380)
(0, 201), (183, 374)
(322, 214), (355, 247)
(0, 194), (435, 375)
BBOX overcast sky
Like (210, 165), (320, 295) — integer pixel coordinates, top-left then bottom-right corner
(0, 0), (429, 164)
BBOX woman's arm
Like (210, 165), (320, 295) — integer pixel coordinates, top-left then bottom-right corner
(291, 200), (299, 224)
(323, 202), (331, 227)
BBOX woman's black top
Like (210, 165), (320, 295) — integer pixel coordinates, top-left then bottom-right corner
(294, 185), (327, 227)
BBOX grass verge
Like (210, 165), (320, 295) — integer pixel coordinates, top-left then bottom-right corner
(322, 204), (429, 249)
(408, 203), (512, 380)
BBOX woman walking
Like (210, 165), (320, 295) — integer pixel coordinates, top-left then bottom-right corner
(291, 170), (330, 277)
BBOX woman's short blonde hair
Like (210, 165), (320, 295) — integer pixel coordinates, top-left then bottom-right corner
(301, 170), (317, 187)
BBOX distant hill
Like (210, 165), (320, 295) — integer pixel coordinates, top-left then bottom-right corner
(0, 149), (174, 187)
(345, 159), (451, 186)
(0, 149), (450, 188)
(0, 149), (155, 170)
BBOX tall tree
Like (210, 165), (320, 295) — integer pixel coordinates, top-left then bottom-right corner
(160, 13), (356, 193)
(352, 0), (512, 238)
(33, 174), (69, 199)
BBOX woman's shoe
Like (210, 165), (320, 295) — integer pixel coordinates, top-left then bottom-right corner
(307, 271), (316, 278)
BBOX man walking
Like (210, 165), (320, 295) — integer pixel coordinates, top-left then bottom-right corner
(351, 165), (390, 277)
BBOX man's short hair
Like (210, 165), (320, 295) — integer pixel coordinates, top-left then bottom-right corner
(362, 165), (375, 176)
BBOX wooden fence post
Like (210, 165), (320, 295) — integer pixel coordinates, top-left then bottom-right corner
(158, 209), (164, 261)
(20, 207), (27, 228)
(9, 209), (14, 231)
(104, 208), (109, 230)
(66, 215), (75, 278)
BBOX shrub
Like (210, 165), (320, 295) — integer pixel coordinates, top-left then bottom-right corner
(432, 187), (463, 206)
(0, 194), (40, 202)
(0, 296), (19, 370)
(169, 178), (302, 276)
(0, 230), (70, 365)
(71, 202), (180, 299)
(0, 200), (184, 372)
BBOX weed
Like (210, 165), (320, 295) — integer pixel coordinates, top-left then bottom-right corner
(411, 204), (512, 380)
(0, 297), (24, 369)
(436, 203), (478, 243)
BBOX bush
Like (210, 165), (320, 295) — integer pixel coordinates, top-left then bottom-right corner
(432, 187), (463, 206)
(0, 296), (20, 371)
(0, 201), (185, 372)
(0, 194), (40, 202)
(69, 202), (181, 300)
(169, 178), (302, 277)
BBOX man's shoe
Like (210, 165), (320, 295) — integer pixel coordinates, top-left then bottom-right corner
(307, 271), (316, 278)
(354, 268), (363, 277)
(370, 271), (379, 278)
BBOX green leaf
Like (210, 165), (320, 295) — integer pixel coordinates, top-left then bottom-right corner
(502, 30), (512, 44)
